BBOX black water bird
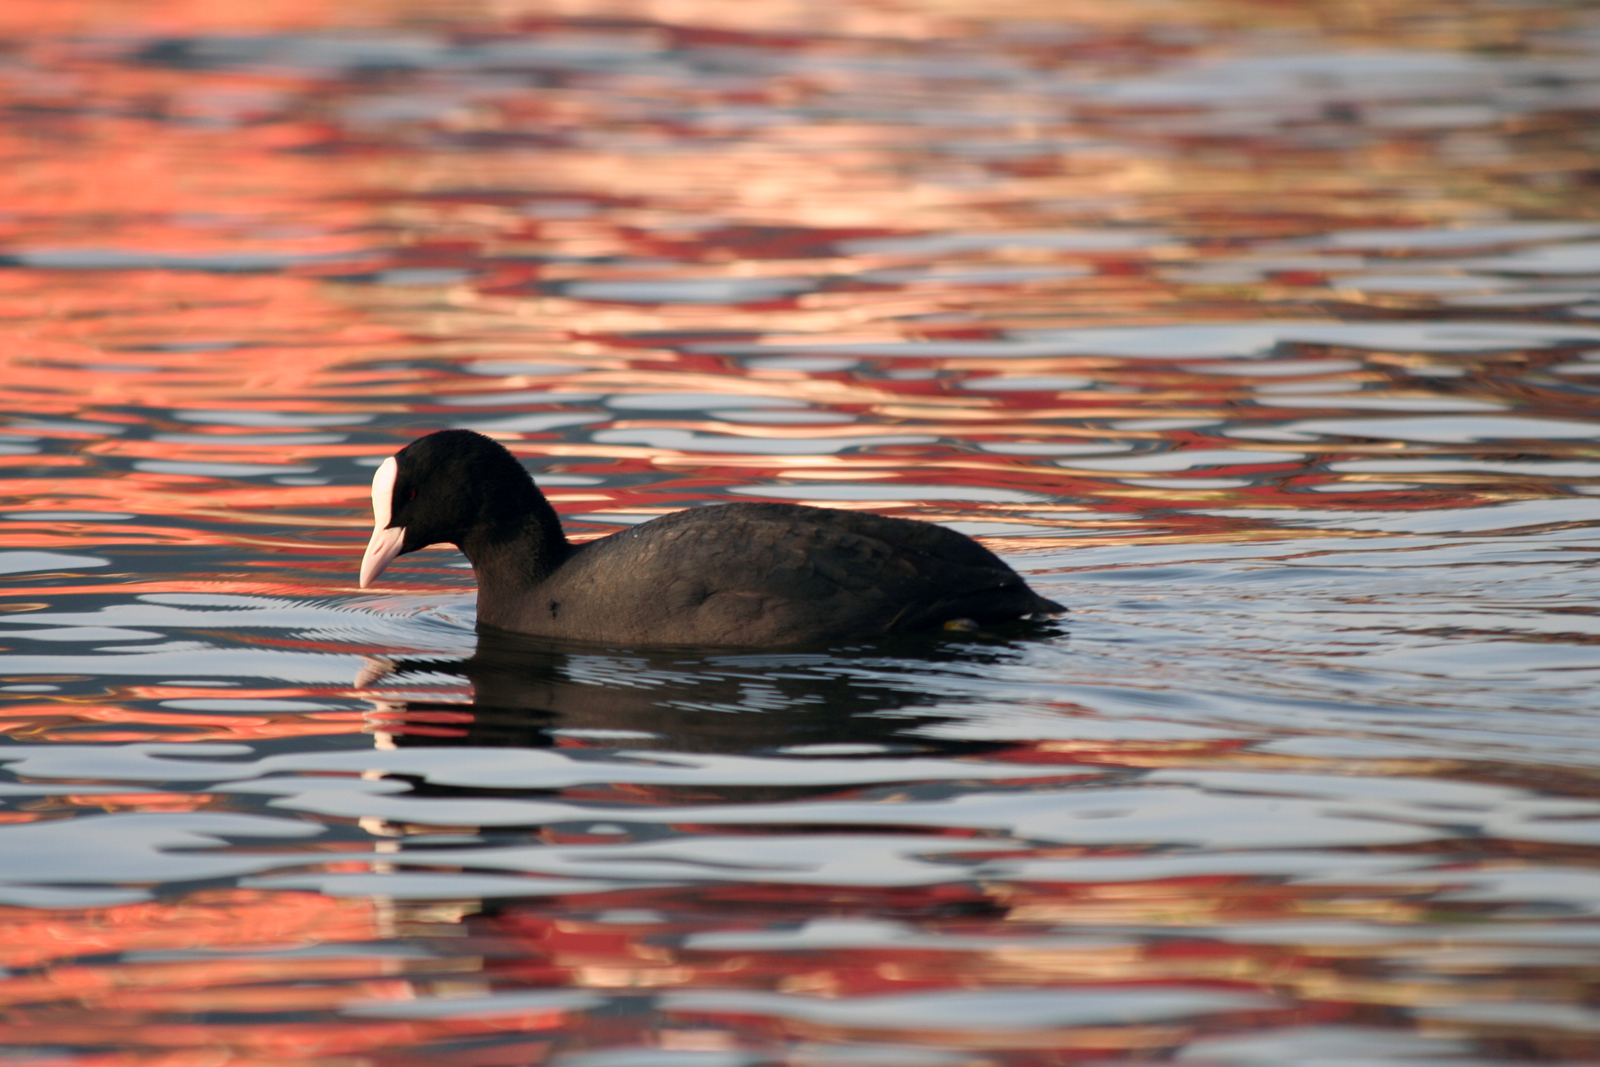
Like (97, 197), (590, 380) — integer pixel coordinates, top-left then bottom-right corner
(359, 429), (1063, 646)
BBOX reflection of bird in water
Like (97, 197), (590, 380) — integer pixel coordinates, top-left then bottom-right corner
(357, 627), (1047, 787)
(357, 633), (1046, 969)
(359, 430), (1063, 647)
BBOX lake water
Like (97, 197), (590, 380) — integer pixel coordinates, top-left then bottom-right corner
(3, 0), (1600, 1062)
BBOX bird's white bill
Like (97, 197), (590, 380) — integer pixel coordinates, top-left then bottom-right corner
(359, 456), (403, 588)
(360, 523), (406, 588)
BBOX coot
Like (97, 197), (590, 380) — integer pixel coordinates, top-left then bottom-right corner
(360, 429), (1063, 646)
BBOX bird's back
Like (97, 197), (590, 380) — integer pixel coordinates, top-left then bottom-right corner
(489, 502), (1060, 646)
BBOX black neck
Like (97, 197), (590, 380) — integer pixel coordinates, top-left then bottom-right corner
(460, 495), (570, 630)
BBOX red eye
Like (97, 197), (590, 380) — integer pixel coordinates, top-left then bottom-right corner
(407, 488), (417, 501)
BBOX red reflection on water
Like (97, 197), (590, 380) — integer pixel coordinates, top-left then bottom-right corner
(0, 699), (369, 742)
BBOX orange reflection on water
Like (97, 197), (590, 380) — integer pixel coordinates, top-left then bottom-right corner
(0, 699), (369, 742)
(0, 890), (381, 970)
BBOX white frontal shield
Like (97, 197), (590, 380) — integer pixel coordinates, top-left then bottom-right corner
(359, 456), (406, 588)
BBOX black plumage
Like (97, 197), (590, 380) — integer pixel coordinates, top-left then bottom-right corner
(360, 429), (1063, 647)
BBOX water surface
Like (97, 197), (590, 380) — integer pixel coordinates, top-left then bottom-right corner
(3, 1), (1600, 1062)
